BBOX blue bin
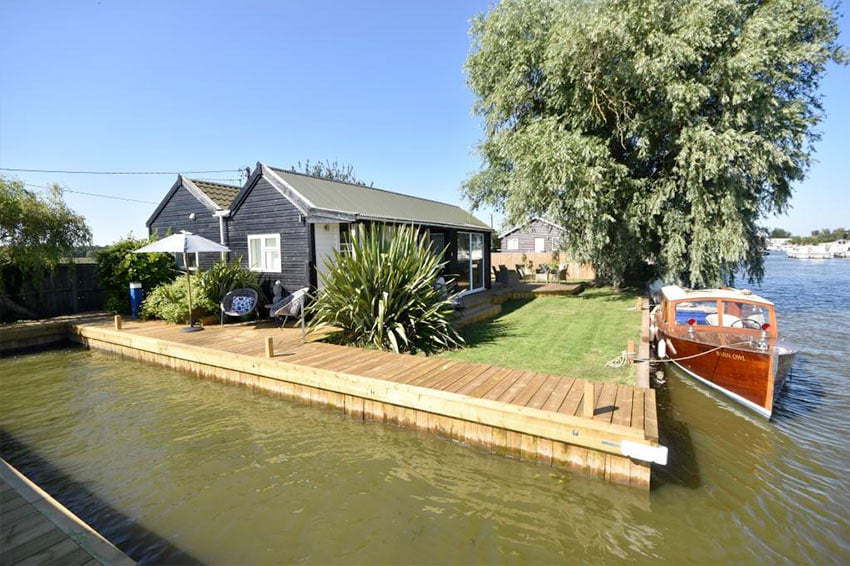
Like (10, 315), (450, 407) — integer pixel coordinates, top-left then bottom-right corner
(129, 282), (144, 319)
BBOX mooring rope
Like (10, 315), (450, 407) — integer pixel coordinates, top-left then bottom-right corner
(605, 340), (756, 368)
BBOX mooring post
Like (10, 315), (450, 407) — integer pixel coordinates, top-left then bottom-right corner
(265, 336), (274, 358)
(114, 315), (122, 330)
(583, 381), (595, 418)
(627, 340), (636, 363)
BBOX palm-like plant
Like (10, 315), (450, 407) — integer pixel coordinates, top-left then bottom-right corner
(308, 224), (463, 354)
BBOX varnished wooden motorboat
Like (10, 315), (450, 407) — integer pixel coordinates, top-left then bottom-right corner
(652, 286), (796, 418)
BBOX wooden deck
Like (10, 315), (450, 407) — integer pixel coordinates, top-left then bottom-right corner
(0, 458), (133, 565)
(68, 319), (663, 488)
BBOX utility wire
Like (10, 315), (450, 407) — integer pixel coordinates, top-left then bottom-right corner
(25, 183), (158, 205)
(2, 167), (242, 175)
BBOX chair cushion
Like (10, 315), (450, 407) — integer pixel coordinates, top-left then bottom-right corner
(231, 295), (255, 315)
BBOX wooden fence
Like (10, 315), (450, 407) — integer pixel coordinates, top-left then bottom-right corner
(491, 252), (596, 280)
(1, 261), (104, 321)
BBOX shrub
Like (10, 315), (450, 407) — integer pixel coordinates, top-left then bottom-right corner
(308, 224), (463, 354)
(140, 276), (216, 324)
(96, 236), (176, 314)
(198, 258), (262, 306)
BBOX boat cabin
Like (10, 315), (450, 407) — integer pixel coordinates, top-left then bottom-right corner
(658, 286), (778, 338)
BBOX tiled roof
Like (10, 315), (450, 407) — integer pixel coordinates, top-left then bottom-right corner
(189, 179), (240, 209)
(268, 167), (491, 231)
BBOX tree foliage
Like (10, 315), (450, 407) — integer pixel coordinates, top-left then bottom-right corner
(790, 226), (849, 244)
(769, 227), (793, 238)
(95, 236), (177, 314)
(464, 0), (844, 286)
(0, 178), (92, 320)
(0, 178), (91, 277)
(290, 159), (373, 186)
(307, 224), (463, 354)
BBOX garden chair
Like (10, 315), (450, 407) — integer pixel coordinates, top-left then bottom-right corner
(270, 287), (309, 331)
(220, 288), (259, 325)
(515, 264), (528, 280)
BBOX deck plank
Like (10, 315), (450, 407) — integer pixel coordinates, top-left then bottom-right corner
(612, 385), (633, 428)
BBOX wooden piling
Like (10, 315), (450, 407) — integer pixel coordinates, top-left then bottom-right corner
(265, 336), (274, 358)
(113, 315), (122, 330)
(627, 340), (636, 362)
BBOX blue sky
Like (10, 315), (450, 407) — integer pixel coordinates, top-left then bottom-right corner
(1, 0), (847, 244)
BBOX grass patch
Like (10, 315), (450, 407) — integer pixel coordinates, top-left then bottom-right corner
(440, 287), (641, 384)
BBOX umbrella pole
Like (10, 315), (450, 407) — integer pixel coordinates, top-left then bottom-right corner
(182, 252), (202, 332)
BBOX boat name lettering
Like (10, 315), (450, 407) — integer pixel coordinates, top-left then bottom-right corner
(716, 350), (746, 362)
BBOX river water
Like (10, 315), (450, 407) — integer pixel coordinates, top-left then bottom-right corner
(1, 254), (848, 564)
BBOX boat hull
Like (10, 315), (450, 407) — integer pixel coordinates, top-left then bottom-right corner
(661, 333), (795, 418)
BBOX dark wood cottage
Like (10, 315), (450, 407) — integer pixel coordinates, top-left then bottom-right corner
(147, 163), (493, 296)
(498, 217), (566, 253)
(146, 175), (240, 269)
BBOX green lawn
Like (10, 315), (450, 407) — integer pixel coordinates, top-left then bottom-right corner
(440, 288), (641, 384)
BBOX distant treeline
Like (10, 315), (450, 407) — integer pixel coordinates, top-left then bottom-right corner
(770, 227), (849, 245)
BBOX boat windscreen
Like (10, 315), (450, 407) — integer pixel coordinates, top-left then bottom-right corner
(674, 301), (719, 326)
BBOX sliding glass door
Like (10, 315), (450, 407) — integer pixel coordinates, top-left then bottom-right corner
(456, 231), (485, 292)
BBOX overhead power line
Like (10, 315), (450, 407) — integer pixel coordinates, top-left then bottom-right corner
(25, 183), (158, 205)
(2, 167), (242, 175)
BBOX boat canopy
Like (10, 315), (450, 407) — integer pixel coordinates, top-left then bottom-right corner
(660, 285), (773, 306)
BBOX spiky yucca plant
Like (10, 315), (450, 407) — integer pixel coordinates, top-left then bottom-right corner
(308, 224), (463, 354)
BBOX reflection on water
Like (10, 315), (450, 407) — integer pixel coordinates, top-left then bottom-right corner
(1, 255), (848, 563)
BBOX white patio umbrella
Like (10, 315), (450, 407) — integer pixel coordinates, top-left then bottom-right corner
(134, 232), (230, 332)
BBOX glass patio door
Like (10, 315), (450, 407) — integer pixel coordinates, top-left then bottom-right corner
(456, 231), (485, 292)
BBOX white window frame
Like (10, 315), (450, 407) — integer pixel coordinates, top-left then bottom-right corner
(175, 252), (200, 272)
(534, 237), (545, 252)
(247, 233), (281, 272)
(507, 238), (519, 251)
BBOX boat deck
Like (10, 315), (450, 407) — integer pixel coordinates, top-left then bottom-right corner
(69, 319), (660, 488)
(0, 458), (133, 565)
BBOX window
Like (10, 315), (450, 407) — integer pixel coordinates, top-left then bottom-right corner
(675, 301), (719, 326)
(339, 223), (353, 255)
(507, 238), (519, 251)
(722, 301), (770, 329)
(534, 237), (545, 252)
(175, 252), (199, 272)
(428, 231), (446, 257)
(247, 234), (281, 272)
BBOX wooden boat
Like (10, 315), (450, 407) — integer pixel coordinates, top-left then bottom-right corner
(652, 285), (797, 418)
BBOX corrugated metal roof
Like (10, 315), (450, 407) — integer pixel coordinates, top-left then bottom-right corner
(189, 179), (240, 209)
(269, 167), (490, 230)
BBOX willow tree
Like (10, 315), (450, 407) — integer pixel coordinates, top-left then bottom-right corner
(464, 0), (843, 286)
(0, 178), (91, 319)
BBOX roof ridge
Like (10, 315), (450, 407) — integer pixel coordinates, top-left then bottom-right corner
(268, 166), (472, 212)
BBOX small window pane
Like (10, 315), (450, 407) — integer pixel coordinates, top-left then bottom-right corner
(723, 302), (769, 329)
(675, 301), (719, 326)
(264, 237), (276, 248)
(507, 238), (518, 251)
(249, 238), (262, 269)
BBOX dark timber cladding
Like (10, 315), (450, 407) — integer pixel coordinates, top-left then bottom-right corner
(227, 176), (311, 291)
(499, 218), (566, 253)
(146, 176), (239, 270)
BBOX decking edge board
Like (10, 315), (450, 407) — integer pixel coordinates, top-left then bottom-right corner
(69, 323), (654, 488)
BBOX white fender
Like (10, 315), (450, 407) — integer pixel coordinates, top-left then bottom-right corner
(649, 324), (657, 342)
(657, 338), (667, 358)
(666, 338), (677, 356)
